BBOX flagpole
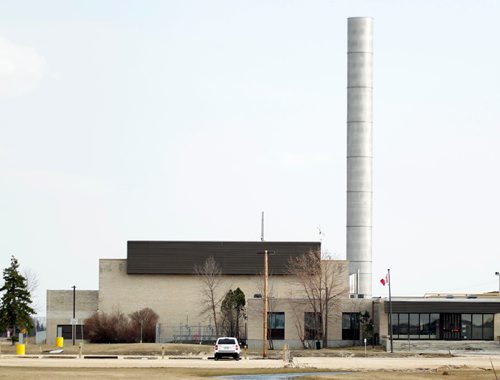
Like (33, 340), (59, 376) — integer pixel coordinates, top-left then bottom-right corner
(388, 268), (393, 353)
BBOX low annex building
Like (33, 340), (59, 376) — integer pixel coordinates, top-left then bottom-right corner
(376, 294), (500, 351)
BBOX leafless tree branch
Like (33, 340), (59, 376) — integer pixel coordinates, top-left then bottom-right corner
(286, 250), (346, 348)
(194, 256), (223, 336)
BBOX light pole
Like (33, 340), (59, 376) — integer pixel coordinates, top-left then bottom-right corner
(72, 285), (76, 346)
(257, 250), (275, 358)
(140, 319), (143, 344)
(387, 269), (393, 354)
(244, 313), (248, 342)
(495, 272), (500, 293)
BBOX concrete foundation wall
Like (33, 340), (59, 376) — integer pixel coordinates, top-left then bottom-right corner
(495, 313), (500, 341)
(377, 300), (389, 346)
(46, 290), (98, 345)
(246, 339), (356, 350)
(388, 339), (500, 353)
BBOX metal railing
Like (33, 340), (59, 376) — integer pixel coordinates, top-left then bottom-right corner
(155, 323), (218, 344)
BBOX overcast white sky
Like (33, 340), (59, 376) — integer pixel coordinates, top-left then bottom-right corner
(1, 1), (499, 315)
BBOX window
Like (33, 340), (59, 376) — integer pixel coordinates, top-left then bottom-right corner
(267, 312), (285, 340)
(461, 314), (471, 340)
(57, 324), (86, 340)
(390, 313), (399, 339)
(398, 313), (409, 339)
(304, 312), (322, 340)
(469, 314), (494, 340)
(472, 314), (483, 339)
(483, 314), (494, 340)
(342, 313), (360, 340)
(218, 338), (237, 344)
(419, 314), (430, 339)
(409, 314), (419, 339)
(429, 314), (439, 339)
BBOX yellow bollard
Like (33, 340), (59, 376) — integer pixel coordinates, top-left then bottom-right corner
(56, 337), (64, 348)
(16, 343), (26, 355)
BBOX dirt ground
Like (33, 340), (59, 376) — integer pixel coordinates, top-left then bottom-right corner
(0, 366), (497, 380)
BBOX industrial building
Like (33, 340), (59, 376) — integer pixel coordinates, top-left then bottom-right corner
(46, 240), (500, 350)
(45, 17), (500, 350)
(47, 240), (367, 348)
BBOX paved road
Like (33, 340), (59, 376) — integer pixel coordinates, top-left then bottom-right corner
(0, 355), (499, 370)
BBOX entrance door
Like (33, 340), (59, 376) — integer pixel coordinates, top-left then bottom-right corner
(440, 314), (461, 340)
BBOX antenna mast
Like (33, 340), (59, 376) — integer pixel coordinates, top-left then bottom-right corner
(261, 211), (264, 242)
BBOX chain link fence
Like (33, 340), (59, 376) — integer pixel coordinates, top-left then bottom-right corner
(155, 323), (218, 344)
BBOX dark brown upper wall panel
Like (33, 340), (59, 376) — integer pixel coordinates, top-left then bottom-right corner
(384, 301), (500, 314)
(127, 241), (321, 275)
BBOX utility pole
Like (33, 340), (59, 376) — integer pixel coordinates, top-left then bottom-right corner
(257, 249), (275, 358)
(387, 269), (393, 353)
(72, 285), (76, 346)
(324, 286), (328, 349)
(261, 211), (264, 242)
(263, 250), (268, 358)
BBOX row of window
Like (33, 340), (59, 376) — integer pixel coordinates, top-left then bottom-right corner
(267, 312), (324, 341)
(461, 314), (494, 340)
(267, 312), (358, 341)
(270, 312), (496, 341)
(62, 312), (496, 342)
(57, 324), (85, 340)
(391, 313), (440, 339)
(390, 313), (494, 340)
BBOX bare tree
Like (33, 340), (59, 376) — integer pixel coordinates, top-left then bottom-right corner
(289, 299), (308, 348)
(129, 307), (159, 343)
(83, 306), (160, 343)
(286, 250), (346, 348)
(23, 268), (40, 312)
(194, 256), (223, 336)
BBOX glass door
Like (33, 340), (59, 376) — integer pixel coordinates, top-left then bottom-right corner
(440, 314), (461, 340)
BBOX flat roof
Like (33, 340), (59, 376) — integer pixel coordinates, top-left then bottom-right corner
(127, 240), (321, 275)
(382, 296), (500, 313)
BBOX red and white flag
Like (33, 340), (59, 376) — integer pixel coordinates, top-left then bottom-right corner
(380, 273), (389, 286)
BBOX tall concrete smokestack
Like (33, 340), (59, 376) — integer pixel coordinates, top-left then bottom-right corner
(347, 17), (373, 297)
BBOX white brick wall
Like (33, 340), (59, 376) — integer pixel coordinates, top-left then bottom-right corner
(46, 290), (98, 345)
(47, 258), (351, 345)
(98, 259), (308, 340)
